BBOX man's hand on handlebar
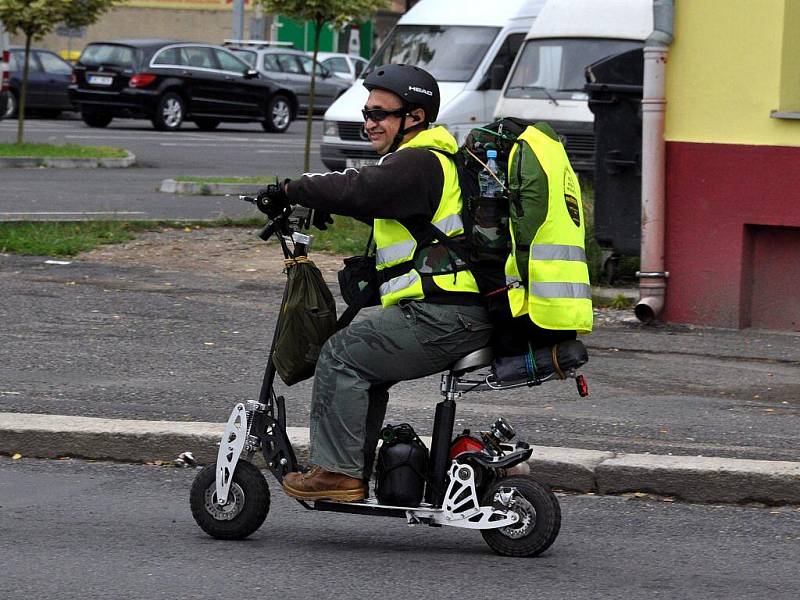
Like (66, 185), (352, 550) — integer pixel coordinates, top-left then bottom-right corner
(312, 210), (334, 231)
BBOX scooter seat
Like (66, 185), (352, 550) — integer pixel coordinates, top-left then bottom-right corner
(450, 347), (494, 375)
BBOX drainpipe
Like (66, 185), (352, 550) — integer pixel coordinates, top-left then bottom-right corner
(635, 0), (675, 323)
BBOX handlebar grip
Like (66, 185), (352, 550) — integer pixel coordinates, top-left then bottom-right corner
(259, 221), (277, 241)
(239, 195), (257, 204)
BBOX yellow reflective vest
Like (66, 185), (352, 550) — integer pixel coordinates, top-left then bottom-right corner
(505, 126), (593, 333)
(374, 127), (479, 307)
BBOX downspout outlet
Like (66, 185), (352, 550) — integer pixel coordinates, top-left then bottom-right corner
(634, 271), (669, 324)
(634, 294), (664, 324)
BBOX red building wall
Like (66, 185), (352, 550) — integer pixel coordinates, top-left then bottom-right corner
(664, 141), (800, 331)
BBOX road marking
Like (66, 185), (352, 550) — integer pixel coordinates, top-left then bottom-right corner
(256, 149), (318, 154)
(159, 143), (307, 152)
(0, 211), (148, 216)
(65, 134), (223, 142)
(60, 134), (308, 146)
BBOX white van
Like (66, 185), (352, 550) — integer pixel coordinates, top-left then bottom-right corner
(494, 0), (653, 172)
(320, 0), (546, 170)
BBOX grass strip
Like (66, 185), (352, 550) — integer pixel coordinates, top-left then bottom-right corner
(0, 143), (127, 159)
(0, 216), (369, 258)
(173, 176), (277, 184)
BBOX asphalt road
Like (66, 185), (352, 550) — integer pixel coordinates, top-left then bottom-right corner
(2, 457), (798, 600)
(2, 251), (799, 462)
(0, 114), (326, 221)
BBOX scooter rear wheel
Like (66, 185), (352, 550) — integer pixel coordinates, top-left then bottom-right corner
(480, 475), (561, 557)
(190, 460), (270, 539)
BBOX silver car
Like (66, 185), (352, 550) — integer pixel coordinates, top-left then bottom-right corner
(226, 44), (351, 115)
(315, 52), (369, 83)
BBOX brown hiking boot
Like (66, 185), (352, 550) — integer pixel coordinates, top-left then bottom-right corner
(283, 466), (366, 502)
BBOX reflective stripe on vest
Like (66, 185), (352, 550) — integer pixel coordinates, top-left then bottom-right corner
(380, 270), (421, 298)
(375, 214), (464, 268)
(376, 239), (416, 267)
(532, 244), (586, 262)
(531, 282), (592, 300)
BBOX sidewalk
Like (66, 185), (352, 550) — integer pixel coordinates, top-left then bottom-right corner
(2, 411), (799, 505)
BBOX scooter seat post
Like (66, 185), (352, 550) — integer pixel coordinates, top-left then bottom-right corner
(425, 393), (457, 507)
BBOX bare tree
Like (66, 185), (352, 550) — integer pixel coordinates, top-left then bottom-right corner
(0, 0), (119, 143)
(258, 0), (387, 172)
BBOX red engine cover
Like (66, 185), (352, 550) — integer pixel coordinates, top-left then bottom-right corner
(449, 434), (489, 460)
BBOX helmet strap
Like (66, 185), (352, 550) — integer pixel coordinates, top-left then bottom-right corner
(388, 105), (427, 153)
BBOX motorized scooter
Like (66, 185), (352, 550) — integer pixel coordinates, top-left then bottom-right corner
(189, 198), (590, 557)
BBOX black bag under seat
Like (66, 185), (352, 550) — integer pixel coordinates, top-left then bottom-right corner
(375, 423), (429, 507)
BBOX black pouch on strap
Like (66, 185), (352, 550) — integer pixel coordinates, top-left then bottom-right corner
(338, 254), (379, 308)
(336, 230), (380, 329)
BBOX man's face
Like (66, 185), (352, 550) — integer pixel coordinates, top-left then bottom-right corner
(363, 89), (406, 155)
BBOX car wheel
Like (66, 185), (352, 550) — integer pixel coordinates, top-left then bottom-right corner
(5, 90), (18, 119)
(152, 92), (185, 131)
(262, 93), (291, 133)
(194, 118), (220, 131)
(81, 110), (113, 128)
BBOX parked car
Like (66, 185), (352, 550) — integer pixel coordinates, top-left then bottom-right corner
(3, 46), (75, 119)
(224, 42), (351, 115)
(69, 39), (300, 132)
(315, 52), (369, 82)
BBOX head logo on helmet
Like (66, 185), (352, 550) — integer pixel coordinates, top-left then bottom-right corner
(408, 86), (433, 96)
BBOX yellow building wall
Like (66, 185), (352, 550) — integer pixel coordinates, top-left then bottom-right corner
(779, 0), (800, 111)
(664, 0), (800, 147)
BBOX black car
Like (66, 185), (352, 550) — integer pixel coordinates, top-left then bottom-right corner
(69, 39), (300, 132)
(4, 46), (75, 119)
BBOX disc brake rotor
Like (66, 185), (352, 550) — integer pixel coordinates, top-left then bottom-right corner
(204, 482), (246, 521)
(496, 488), (536, 539)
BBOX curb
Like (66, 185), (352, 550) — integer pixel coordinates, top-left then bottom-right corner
(2, 412), (799, 505)
(0, 150), (136, 169)
(159, 179), (265, 196)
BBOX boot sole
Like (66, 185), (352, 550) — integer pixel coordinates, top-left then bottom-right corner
(282, 482), (366, 503)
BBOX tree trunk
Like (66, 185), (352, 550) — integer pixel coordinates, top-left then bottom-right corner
(304, 19), (324, 173)
(16, 34), (32, 145)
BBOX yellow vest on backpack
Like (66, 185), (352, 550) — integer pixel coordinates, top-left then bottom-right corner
(505, 126), (593, 333)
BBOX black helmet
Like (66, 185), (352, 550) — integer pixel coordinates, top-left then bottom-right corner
(364, 64), (440, 123)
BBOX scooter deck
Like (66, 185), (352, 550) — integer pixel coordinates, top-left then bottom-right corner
(308, 498), (438, 519)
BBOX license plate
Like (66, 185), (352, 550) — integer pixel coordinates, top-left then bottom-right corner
(88, 75), (113, 86)
(345, 158), (377, 169)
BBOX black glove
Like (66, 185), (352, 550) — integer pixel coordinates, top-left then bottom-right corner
(255, 179), (290, 219)
(312, 210), (334, 231)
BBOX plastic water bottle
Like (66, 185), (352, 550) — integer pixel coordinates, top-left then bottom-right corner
(479, 149), (505, 197)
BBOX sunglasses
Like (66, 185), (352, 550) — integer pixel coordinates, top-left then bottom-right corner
(361, 107), (406, 122)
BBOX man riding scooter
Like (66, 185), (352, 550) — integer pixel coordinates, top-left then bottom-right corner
(258, 64), (494, 501)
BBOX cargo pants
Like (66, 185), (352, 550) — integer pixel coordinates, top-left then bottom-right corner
(309, 300), (493, 480)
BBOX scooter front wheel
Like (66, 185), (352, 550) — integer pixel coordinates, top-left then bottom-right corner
(190, 460), (270, 539)
(480, 475), (561, 557)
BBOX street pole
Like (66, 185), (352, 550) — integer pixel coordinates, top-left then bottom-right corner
(232, 0), (245, 40)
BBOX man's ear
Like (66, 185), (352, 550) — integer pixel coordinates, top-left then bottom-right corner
(410, 107), (425, 122)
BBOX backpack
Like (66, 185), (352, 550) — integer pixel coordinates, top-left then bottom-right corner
(427, 118), (588, 344)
